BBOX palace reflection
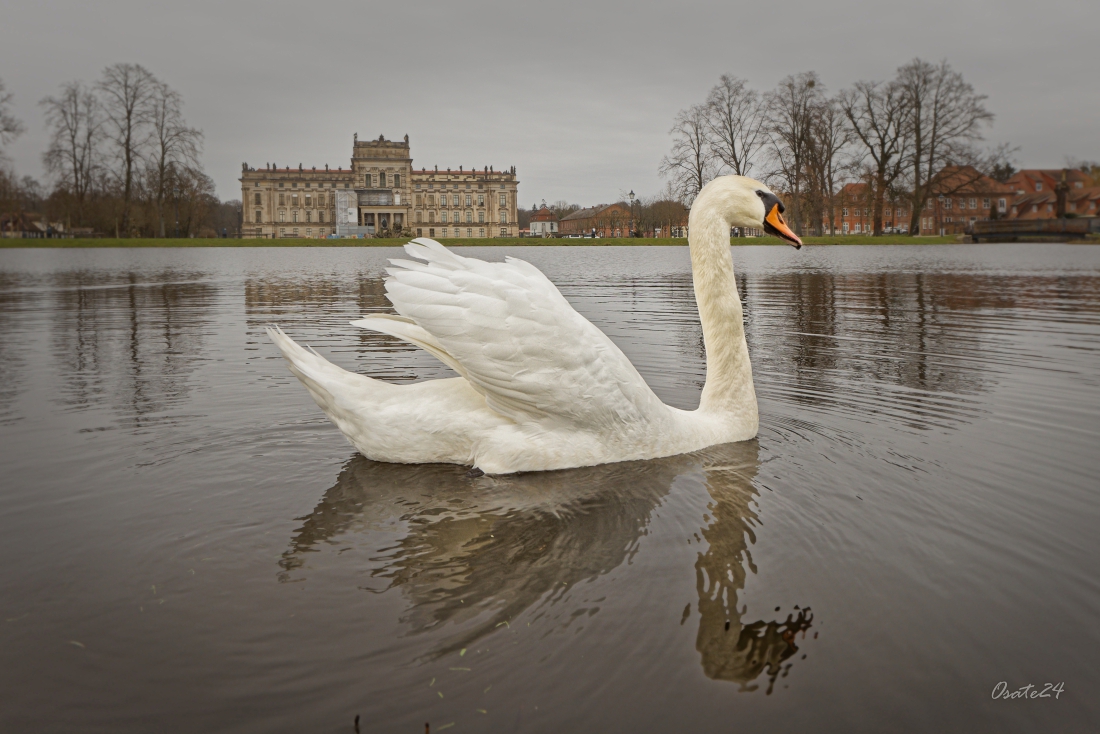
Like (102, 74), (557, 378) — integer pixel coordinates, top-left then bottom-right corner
(245, 272), (455, 382)
(279, 442), (813, 691)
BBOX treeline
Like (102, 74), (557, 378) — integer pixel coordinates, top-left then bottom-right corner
(0, 67), (239, 238)
(659, 58), (1018, 236)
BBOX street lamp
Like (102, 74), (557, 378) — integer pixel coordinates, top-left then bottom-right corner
(173, 186), (180, 238)
(628, 190), (635, 237)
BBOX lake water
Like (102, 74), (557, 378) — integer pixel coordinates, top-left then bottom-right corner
(1, 244), (1098, 733)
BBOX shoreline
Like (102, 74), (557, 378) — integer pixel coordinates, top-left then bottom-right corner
(1, 235), (983, 248)
(3, 235), (1096, 248)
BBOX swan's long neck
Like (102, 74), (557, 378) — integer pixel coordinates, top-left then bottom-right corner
(688, 199), (758, 421)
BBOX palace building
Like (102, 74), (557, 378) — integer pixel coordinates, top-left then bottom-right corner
(240, 133), (519, 239)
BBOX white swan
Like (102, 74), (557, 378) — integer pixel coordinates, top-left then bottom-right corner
(267, 175), (801, 474)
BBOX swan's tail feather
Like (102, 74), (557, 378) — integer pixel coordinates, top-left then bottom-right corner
(266, 325), (383, 416)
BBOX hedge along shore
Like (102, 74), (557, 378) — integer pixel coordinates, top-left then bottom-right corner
(2, 235), (981, 248)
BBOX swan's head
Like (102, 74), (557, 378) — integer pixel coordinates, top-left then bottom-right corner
(694, 175), (803, 248)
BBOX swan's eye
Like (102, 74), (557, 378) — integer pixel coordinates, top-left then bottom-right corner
(756, 190), (785, 215)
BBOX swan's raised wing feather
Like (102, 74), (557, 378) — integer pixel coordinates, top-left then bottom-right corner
(376, 238), (665, 428)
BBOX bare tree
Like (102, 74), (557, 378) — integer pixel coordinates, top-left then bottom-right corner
(840, 79), (910, 235)
(659, 103), (715, 204)
(705, 75), (766, 177)
(764, 72), (822, 235)
(896, 59), (993, 236)
(0, 78), (25, 155)
(146, 81), (203, 237)
(804, 96), (853, 235)
(97, 63), (158, 235)
(41, 81), (102, 225)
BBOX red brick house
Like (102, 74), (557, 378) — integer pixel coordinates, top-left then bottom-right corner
(916, 166), (1016, 235)
(823, 182), (913, 234)
(1006, 169), (1099, 220)
(559, 203), (632, 237)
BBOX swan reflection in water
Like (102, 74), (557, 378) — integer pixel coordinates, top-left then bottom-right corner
(279, 441), (812, 693)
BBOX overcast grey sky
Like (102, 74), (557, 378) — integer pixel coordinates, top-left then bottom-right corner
(2, 0), (1096, 206)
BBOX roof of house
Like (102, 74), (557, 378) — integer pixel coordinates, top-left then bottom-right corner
(560, 203), (629, 221)
(531, 206), (556, 221)
(931, 165), (1015, 195)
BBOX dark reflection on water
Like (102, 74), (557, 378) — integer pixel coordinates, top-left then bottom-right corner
(47, 270), (215, 425)
(1, 245), (1098, 733)
(280, 442), (812, 690)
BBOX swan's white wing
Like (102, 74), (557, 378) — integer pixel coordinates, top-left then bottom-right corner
(365, 238), (666, 428)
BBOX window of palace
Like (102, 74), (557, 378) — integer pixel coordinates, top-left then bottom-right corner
(441, 228), (448, 237)
(254, 193), (261, 205)
(466, 211), (472, 223)
(427, 195), (434, 206)
(306, 211), (312, 222)
(319, 211), (325, 222)
(499, 194), (506, 207)
(499, 211), (506, 224)
(998, 198), (1006, 210)
(393, 175), (400, 187)
(465, 195), (471, 206)
(279, 211), (285, 222)
(453, 194), (460, 206)
(429, 212), (435, 223)
(983, 198), (991, 208)
(255, 211), (262, 223)
(416, 183), (421, 189)
(293, 211), (299, 222)
(969, 198), (977, 209)
(442, 212), (448, 223)
(466, 183), (471, 189)
(279, 182), (284, 188)
(416, 211), (422, 222)
(842, 208), (848, 216)
(478, 194), (484, 206)
(467, 228), (472, 237)
(305, 195), (312, 206)
(479, 228), (485, 237)
(500, 228), (507, 236)
(944, 199), (952, 209)
(379, 172), (386, 187)
(278, 194), (286, 206)
(478, 212), (485, 223)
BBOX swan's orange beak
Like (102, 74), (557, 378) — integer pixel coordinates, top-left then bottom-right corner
(764, 204), (802, 249)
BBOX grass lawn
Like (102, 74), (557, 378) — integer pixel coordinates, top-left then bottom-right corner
(2, 235), (972, 248)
